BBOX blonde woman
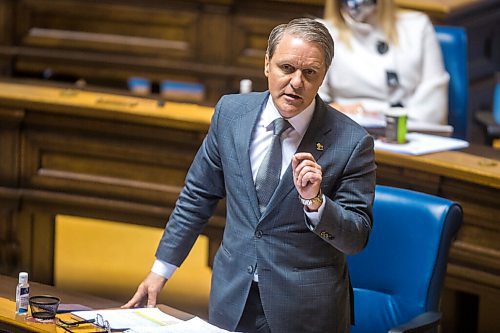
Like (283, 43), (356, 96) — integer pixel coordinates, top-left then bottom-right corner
(318, 0), (449, 124)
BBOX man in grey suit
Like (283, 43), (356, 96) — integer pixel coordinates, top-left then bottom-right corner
(124, 18), (376, 333)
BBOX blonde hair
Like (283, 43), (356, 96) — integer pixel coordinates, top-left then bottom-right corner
(324, 0), (399, 46)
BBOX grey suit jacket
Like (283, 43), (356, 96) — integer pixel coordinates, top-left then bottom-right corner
(156, 92), (376, 333)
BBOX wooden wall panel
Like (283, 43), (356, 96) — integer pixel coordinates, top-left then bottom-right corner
(0, 108), (23, 187)
(231, 16), (273, 68)
(17, 0), (200, 59)
(18, 115), (203, 205)
(0, 188), (21, 276)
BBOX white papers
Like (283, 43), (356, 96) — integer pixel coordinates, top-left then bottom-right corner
(72, 308), (240, 333)
(126, 316), (240, 333)
(72, 308), (182, 330)
(375, 132), (469, 155)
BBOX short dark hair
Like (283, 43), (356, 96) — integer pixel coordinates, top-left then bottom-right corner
(266, 18), (335, 70)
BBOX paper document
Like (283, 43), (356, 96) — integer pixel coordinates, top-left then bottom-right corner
(126, 316), (240, 333)
(72, 308), (182, 330)
(375, 132), (469, 155)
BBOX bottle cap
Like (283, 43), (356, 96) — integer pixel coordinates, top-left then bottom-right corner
(19, 272), (28, 284)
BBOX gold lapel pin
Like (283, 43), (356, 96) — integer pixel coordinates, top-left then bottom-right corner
(316, 143), (324, 151)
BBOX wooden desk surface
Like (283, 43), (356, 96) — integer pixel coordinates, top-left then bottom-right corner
(1, 79), (498, 199)
(0, 275), (122, 310)
(5, 80), (497, 188)
(376, 149), (500, 189)
(0, 79), (498, 197)
(0, 81), (212, 132)
(0, 275), (192, 332)
(396, 0), (485, 14)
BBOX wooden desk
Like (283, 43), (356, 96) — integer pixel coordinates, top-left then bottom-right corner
(0, 81), (499, 332)
(0, 80), (220, 281)
(0, 275), (192, 333)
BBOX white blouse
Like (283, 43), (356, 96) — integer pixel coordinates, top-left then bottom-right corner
(318, 10), (449, 124)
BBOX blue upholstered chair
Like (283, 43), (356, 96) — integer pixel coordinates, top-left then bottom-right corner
(435, 25), (469, 140)
(348, 185), (463, 333)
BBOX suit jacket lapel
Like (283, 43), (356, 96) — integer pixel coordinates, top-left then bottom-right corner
(262, 96), (334, 219)
(295, 96), (334, 164)
(234, 92), (269, 221)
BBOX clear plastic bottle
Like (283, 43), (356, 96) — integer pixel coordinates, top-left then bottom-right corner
(15, 272), (30, 315)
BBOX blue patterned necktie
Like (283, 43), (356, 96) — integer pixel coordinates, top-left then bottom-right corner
(255, 118), (291, 213)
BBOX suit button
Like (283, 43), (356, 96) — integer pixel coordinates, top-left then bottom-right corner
(320, 231), (333, 240)
(255, 230), (263, 238)
(247, 265), (254, 274)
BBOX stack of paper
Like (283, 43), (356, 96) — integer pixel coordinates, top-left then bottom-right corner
(374, 132), (469, 155)
(72, 308), (239, 333)
(126, 316), (239, 333)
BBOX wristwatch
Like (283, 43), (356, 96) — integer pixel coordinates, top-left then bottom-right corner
(299, 189), (323, 206)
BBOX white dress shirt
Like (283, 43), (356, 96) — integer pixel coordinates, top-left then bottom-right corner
(152, 96), (325, 279)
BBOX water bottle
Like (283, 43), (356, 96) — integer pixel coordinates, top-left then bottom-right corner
(16, 272), (30, 315)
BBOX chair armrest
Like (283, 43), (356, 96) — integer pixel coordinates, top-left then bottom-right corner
(476, 111), (500, 137)
(388, 311), (441, 333)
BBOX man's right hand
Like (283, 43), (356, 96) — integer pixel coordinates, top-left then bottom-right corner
(122, 272), (168, 308)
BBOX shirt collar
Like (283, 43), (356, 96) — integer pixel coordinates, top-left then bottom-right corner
(262, 96), (316, 137)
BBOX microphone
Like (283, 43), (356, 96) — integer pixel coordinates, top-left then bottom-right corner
(386, 71), (399, 88)
(386, 70), (403, 108)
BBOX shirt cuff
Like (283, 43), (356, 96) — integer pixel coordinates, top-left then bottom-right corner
(152, 259), (178, 279)
(304, 194), (326, 229)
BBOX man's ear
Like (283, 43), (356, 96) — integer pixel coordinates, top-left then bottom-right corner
(264, 54), (270, 77)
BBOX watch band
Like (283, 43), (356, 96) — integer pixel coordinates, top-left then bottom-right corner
(299, 189), (323, 206)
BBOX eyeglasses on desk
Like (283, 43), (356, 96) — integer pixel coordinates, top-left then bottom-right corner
(56, 313), (111, 333)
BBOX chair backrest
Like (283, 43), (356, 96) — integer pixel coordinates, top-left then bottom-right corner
(348, 185), (462, 333)
(435, 25), (469, 140)
(493, 79), (500, 123)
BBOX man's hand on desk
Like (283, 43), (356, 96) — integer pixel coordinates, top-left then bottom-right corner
(122, 272), (167, 308)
